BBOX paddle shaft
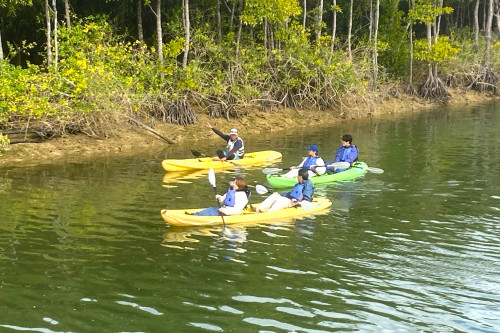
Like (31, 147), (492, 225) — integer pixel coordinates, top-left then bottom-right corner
(212, 186), (227, 228)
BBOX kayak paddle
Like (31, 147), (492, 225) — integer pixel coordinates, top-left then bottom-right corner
(208, 168), (229, 231)
(262, 162), (350, 175)
(254, 184), (313, 210)
(365, 166), (384, 174)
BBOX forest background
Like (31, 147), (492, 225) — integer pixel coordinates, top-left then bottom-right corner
(0, 0), (499, 150)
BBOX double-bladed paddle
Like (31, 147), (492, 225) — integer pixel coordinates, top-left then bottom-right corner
(254, 184), (313, 211)
(262, 162), (350, 175)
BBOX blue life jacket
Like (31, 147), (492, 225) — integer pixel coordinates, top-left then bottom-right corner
(303, 156), (318, 169)
(224, 189), (236, 207)
(288, 183), (304, 200)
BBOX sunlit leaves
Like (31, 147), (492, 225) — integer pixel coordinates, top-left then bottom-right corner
(241, 0), (301, 26)
(414, 36), (461, 64)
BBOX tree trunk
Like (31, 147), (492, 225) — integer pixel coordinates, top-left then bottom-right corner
(369, 0), (373, 42)
(0, 28), (3, 60)
(485, 0), (494, 69)
(316, 0), (324, 41)
(348, 0), (353, 59)
(474, 0), (480, 52)
(235, 0), (243, 60)
(182, 0), (190, 68)
(372, 0), (379, 90)
(329, 0), (337, 62)
(264, 17), (268, 50)
(52, 0), (58, 70)
(406, 0), (416, 94)
(64, 0), (70, 27)
(216, 0), (222, 42)
(494, 0), (500, 35)
(303, 0), (307, 29)
(45, 0), (52, 67)
(137, 0), (143, 41)
(156, 0), (163, 66)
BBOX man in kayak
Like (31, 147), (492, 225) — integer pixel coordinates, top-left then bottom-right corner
(257, 169), (315, 212)
(193, 177), (249, 216)
(283, 144), (326, 178)
(327, 134), (358, 173)
(206, 122), (245, 161)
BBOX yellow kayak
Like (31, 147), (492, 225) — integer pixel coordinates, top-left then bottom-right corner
(161, 150), (282, 172)
(160, 197), (332, 227)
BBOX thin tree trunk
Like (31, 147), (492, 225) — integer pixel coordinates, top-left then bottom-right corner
(406, 0), (415, 92)
(427, 21), (433, 78)
(485, 0), (494, 68)
(216, 0), (222, 43)
(182, 0), (190, 68)
(316, 0), (324, 41)
(264, 17), (268, 50)
(369, 0), (373, 42)
(483, 0), (487, 30)
(329, 0), (337, 62)
(348, 0), (353, 59)
(45, 0), (52, 67)
(303, 0), (307, 29)
(0, 28), (3, 60)
(494, 0), (500, 34)
(372, 0), (379, 90)
(52, 0), (58, 70)
(64, 0), (70, 27)
(474, 0), (480, 52)
(138, 0), (143, 41)
(235, 0), (243, 60)
(156, 0), (163, 65)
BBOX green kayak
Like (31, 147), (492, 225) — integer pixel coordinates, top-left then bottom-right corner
(266, 162), (368, 188)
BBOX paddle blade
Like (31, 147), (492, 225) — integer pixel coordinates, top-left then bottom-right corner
(208, 168), (216, 187)
(256, 185), (269, 195)
(367, 167), (384, 174)
(262, 167), (283, 175)
(330, 162), (351, 169)
(299, 200), (313, 211)
(230, 161), (242, 167)
(191, 150), (205, 158)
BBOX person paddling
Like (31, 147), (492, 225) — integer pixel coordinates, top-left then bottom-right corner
(282, 144), (326, 178)
(257, 169), (315, 212)
(206, 122), (245, 161)
(193, 177), (249, 216)
(327, 134), (358, 173)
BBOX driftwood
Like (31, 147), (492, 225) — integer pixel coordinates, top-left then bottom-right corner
(121, 113), (175, 144)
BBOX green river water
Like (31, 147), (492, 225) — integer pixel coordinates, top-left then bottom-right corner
(1, 101), (499, 332)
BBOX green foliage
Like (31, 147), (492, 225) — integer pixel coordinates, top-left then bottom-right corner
(414, 36), (461, 64)
(0, 133), (9, 146)
(409, 1), (454, 25)
(241, 0), (302, 26)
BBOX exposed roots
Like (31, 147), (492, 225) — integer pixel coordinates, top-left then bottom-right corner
(418, 75), (450, 100)
(151, 98), (197, 126)
(472, 67), (498, 94)
(445, 74), (458, 88)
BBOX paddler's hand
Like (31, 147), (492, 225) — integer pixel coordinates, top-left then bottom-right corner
(215, 194), (222, 200)
(206, 122), (213, 129)
(220, 157), (227, 161)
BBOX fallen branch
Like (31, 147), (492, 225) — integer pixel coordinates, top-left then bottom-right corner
(120, 113), (175, 144)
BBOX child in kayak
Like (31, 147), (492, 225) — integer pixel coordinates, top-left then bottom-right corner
(257, 169), (315, 212)
(193, 177), (249, 216)
(206, 122), (245, 161)
(283, 144), (326, 178)
(326, 134), (358, 173)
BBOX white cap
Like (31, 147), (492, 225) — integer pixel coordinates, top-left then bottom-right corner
(229, 128), (238, 135)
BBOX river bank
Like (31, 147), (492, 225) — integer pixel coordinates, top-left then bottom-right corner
(0, 87), (498, 168)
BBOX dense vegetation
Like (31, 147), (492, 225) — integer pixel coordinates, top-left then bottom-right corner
(1, 0), (499, 146)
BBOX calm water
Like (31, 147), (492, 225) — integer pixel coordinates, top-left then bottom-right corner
(1, 102), (499, 332)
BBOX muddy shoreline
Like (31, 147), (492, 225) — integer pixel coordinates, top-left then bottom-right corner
(1, 87), (498, 168)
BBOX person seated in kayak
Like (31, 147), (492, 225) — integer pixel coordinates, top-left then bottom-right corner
(257, 169), (315, 212)
(326, 134), (358, 173)
(206, 122), (245, 161)
(193, 177), (249, 216)
(282, 144), (326, 178)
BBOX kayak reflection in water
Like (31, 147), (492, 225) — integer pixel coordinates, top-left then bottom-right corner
(326, 134), (358, 173)
(193, 177), (250, 216)
(257, 169), (315, 212)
